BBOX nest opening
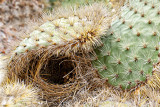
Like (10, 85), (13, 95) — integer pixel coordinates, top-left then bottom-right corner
(40, 56), (76, 85)
(8, 49), (99, 104)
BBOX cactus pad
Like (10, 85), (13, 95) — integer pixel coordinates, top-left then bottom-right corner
(13, 3), (113, 56)
(92, 0), (160, 90)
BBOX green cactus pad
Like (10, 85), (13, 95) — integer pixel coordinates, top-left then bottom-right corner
(15, 17), (80, 54)
(13, 3), (112, 56)
(92, 0), (160, 90)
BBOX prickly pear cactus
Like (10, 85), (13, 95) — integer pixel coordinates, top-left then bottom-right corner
(92, 0), (160, 90)
(13, 3), (112, 56)
(15, 17), (90, 54)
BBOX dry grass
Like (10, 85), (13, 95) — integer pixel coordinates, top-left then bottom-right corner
(63, 80), (160, 107)
(61, 63), (160, 107)
(7, 46), (103, 106)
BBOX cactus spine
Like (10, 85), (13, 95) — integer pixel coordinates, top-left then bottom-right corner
(92, 0), (160, 90)
(0, 81), (43, 107)
(13, 3), (111, 56)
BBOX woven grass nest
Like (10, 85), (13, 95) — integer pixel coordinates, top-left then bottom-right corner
(8, 46), (101, 104)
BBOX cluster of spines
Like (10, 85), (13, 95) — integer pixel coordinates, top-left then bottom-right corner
(13, 3), (117, 57)
(0, 81), (43, 106)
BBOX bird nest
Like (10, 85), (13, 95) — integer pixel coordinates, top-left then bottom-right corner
(7, 46), (100, 105)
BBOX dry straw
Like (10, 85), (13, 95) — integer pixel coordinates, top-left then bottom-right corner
(63, 83), (160, 107)
(61, 63), (160, 106)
